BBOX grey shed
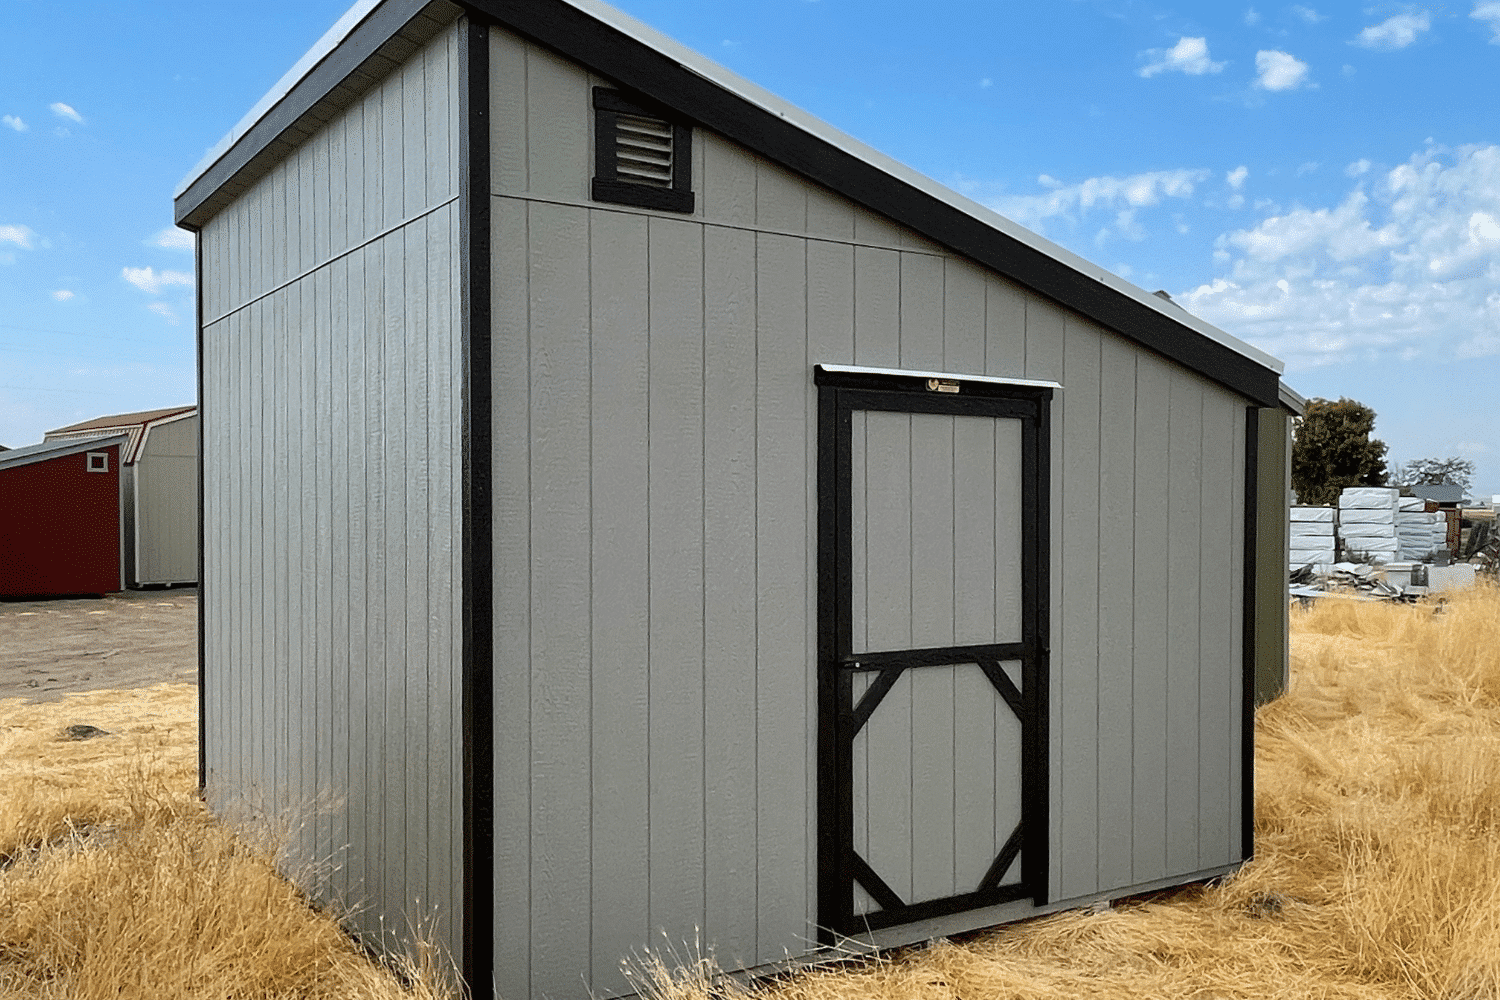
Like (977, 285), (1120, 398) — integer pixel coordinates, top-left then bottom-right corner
(174, 2), (1297, 998)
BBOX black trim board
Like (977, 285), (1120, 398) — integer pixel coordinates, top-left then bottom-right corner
(458, 15), (495, 1000)
(193, 230), (207, 792)
(1240, 407), (1259, 863)
(174, 0), (1282, 409)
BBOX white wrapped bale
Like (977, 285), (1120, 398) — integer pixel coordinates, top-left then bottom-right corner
(1340, 487), (1399, 509)
(1291, 506), (1335, 522)
(1339, 508), (1395, 525)
(1399, 495), (1428, 512)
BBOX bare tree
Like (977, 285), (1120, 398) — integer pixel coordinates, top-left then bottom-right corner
(1390, 457), (1475, 493)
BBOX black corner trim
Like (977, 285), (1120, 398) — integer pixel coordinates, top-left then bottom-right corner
(1240, 407), (1259, 863)
(459, 15), (495, 1000)
(192, 226), (206, 794)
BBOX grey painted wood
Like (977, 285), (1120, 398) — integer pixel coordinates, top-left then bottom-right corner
(1198, 396), (1238, 871)
(1096, 335), (1136, 893)
(1130, 355), (1171, 884)
(1165, 375), (1204, 875)
(198, 19), (463, 971)
(1057, 318), (1101, 902)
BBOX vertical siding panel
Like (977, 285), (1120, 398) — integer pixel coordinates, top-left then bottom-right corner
(1131, 356), (1171, 883)
(314, 263), (334, 896)
(646, 216), (707, 945)
(852, 206), (906, 249)
(346, 94), (368, 249)
(403, 215), (432, 905)
(314, 127), (330, 266)
(237, 306), (252, 803)
(381, 228), (407, 927)
(805, 183), (855, 244)
(491, 194), (532, 1000)
(1058, 318), (1100, 901)
(363, 91), (384, 247)
(755, 232), (808, 955)
(298, 276), (317, 872)
(755, 159), (806, 235)
(983, 279), (1027, 377)
(853, 247), (900, 367)
(587, 209), (651, 991)
(701, 133), (756, 229)
(298, 142), (315, 276)
(1198, 396), (1235, 869)
(264, 290), (281, 812)
(1096, 337), (1136, 892)
(403, 52), (427, 219)
(703, 223), (759, 964)
(1165, 375), (1203, 874)
(279, 284), (296, 838)
(1227, 406), (1246, 862)
(490, 30), (528, 196)
(943, 259), (986, 375)
(426, 33), (452, 205)
(526, 46), (588, 203)
(898, 252), (944, 370)
(345, 245), (371, 915)
(363, 236), (388, 918)
(328, 116), (348, 258)
(329, 253), (351, 904)
(381, 71), (405, 229)
(425, 207), (455, 927)
(526, 201), (593, 997)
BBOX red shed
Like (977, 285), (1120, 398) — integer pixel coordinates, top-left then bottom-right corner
(0, 435), (127, 597)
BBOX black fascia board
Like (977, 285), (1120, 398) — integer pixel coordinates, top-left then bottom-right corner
(173, 0), (437, 229)
(469, 0), (1281, 409)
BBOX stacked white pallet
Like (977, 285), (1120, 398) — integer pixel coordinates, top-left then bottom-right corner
(1290, 506), (1336, 570)
(1396, 495), (1448, 559)
(1338, 487), (1400, 563)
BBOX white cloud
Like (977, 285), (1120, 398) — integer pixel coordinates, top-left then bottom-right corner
(1292, 5), (1327, 22)
(1353, 11), (1431, 50)
(1139, 36), (1226, 77)
(121, 266), (193, 294)
(1347, 158), (1373, 176)
(147, 302), (178, 324)
(1178, 143), (1500, 368)
(1473, 2), (1500, 42)
(985, 168), (1210, 241)
(1254, 49), (1311, 90)
(49, 102), (83, 124)
(980, 77), (993, 88)
(2, 115), (25, 132)
(0, 224), (34, 249)
(1245, 8), (1262, 25)
(152, 228), (194, 251)
(1227, 165), (1249, 189)
(52, 289), (74, 301)
(1297, 161), (1320, 176)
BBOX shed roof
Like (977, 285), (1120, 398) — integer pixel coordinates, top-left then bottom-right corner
(0, 435), (129, 473)
(174, 0), (1289, 408)
(1409, 483), (1467, 504)
(44, 406), (196, 464)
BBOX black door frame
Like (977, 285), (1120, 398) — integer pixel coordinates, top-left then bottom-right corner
(815, 365), (1052, 940)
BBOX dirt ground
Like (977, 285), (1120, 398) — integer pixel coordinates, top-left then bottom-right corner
(0, 588), (198, 702)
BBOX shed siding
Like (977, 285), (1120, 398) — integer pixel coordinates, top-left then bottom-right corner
(135, 415), (198, 585)
(488, 27), (1246, 1000)
(199, 22), (463, 966)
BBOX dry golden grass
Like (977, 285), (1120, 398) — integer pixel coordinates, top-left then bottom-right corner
(636, 582), (1500, 1000)
(0, 684), (457, 999)
(6, 584), (1500, 999)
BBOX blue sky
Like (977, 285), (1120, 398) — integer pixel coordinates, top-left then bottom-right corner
(3, 1), (1498, 497)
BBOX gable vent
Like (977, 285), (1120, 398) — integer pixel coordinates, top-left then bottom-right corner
(593, 88), (695, 213)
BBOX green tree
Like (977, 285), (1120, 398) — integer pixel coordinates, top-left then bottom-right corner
(1291, 397), (1388, 506)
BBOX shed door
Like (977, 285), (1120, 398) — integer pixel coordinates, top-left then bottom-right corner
(816, 369), (1051, 938)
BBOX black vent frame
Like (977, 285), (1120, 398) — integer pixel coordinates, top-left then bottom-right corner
(592, 87), (695, 213)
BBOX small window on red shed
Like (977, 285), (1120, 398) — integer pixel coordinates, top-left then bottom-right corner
(86, 452), (109, 473)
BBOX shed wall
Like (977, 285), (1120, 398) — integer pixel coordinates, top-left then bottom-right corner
(199, 22), (464, 965)
(488, 28), (1246, 1000)
(135, 414), (199, 585)
(0, 444), (123, 597)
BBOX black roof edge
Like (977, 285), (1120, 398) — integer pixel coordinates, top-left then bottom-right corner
(175, 0), (1282, 409)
